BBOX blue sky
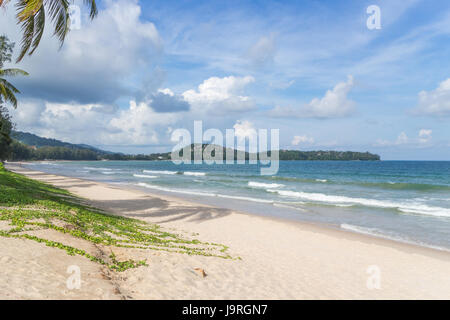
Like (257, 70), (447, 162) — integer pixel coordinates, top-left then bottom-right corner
(2, 0), (450, 159)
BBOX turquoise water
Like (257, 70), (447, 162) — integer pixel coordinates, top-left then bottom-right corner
(25, 160), (450, 251)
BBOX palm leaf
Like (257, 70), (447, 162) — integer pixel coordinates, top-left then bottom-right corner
(46, 0), (69, 45)
(0, 80), (18, 108)
(29, 5), (45, 55)
(16, 0), (36, 62)
(0, 68), (29, 77)
(17, 0), (43, 21)
(3, 85), (18, 108)
(3, 79), (21, 94)
(15, 0), (98, 62)
(84, 0), (97, 19)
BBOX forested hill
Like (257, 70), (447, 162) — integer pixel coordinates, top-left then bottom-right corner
(7, 132), (380, 161)
(11, 131), (108, 154)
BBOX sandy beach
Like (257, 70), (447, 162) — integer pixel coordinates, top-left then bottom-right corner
(2, 163), (450, 300)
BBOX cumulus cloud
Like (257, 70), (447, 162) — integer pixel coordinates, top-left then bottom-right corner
(10, 99), (181, 146)
(3, 0), (161, 104)
(268, 76), (355, 119)
(291, 135), (314, 146)
(108, 101), (181, 145)
(233, 120), (258, 152)
(182, 76), (256, 114)
(149, 89), (190, 113)
(415, 79), (450, 116)
(233, 120), (257, 141)
(375, 130), (433, 147)
(418, 129), (432, 143)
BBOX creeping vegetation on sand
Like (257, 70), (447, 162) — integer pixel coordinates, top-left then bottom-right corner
(0, 164), (232, 271)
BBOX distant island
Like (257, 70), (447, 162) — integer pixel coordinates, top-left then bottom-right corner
(7, 131), (380, 161)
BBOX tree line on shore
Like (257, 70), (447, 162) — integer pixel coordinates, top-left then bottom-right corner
(5, 139), (380, 162)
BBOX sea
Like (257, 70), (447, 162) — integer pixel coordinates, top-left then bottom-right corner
(23, 160), (450, 251)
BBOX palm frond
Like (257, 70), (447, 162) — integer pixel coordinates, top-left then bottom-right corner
(48, 0), (70, 46)
(15, 0), (98, 61)
(2, 79), (21, 94)
(17, 0), (43, 21)
(16, 0), (36, 62)
(0, 68), (29, 77)
(3, 85), (18, 108)
(84, 0), (97, 19)
(29, 5), (45, 55)
(0, 80), (18, 108)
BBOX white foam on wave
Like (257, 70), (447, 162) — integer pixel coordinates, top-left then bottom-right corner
(248, 181), (284, 189)
(143, 170), (178, 175)
(267, 189), (450, 218)
(84, 167), (112, 171)
(183, 171), (206, 176)
(142, 170), (206, 176)
(341, 224), (450, 252)
(38, 161), (58, 166)
(133, 174), (157, 179)
(315, 179), (328, 183)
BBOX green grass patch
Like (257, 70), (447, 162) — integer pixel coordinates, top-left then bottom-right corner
(0, 163), (233, 271)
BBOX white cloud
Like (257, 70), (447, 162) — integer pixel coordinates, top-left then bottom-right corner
(396, 132), (409, 144)
(375, 132), (408, 146)
(233, 120), (257, 141)
(418, 129), (432, 143)
(375, 130), (434, 147)
(107, 101), (181, 145)
(291, 135), (314, 146)
(305, 75), (355, 118)
(415, 79), (450, 116)
(268, 76), (355, 119)
(183, 76), (256, 114)
(3, 0), (161, 104)
(11, 99), (181, 146)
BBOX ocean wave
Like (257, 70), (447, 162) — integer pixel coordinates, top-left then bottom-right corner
(267, 175), (450, 192)
(142, 170), (206, 176)
(340, 224), (450, 252)
(217, 194), (274, 204)
(136, 183), (216, 197)
(248, 181), (284, 189)
(183, 171), (206, 176)
(136, 183), (273, 203)
(267, 189), (450, 218)
(133, 174), (157, 179)
(143, 170), (178, 175)
(84, 167), (112, 171)
(359, 181), (450, 192)
(37, 162), (59, 166)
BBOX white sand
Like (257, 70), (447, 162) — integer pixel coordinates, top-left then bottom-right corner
(2, 163), (450, 299)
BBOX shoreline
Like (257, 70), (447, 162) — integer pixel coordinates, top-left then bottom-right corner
(9, 161), (450, 255)
(2, 163), (450, 299)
